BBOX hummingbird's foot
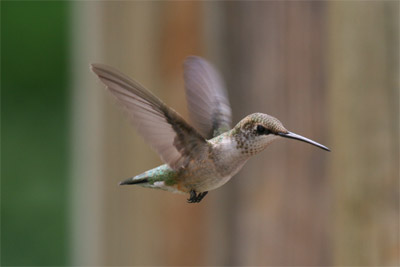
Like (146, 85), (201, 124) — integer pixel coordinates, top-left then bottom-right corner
(187, 190), (208, 203)
(196, 191), (208, 202)
(188, 190), (197, 203)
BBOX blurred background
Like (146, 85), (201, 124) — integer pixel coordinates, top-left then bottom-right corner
(2, 1), (399, 266)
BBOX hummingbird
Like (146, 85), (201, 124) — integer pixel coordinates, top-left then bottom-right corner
(91, 56), (330, 203)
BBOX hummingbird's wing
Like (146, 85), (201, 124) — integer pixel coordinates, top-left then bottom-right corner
(91, 64), (208, 170)
(183, 56), (232, 139)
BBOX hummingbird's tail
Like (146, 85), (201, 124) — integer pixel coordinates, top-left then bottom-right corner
(118, 165), (180, 193)
(119, 177), (148, 186)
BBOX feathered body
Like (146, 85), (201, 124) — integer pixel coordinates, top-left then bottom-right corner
(130, 131), (249, 194)
(91, 56), (329, 203)
(120, 113), (285, 194)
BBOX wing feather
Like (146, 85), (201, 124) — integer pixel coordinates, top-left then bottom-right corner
(91, 63), (208, 170)
(184, 56), (232, 139)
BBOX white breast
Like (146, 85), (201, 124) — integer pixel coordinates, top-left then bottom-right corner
(211, 136), (249, 179)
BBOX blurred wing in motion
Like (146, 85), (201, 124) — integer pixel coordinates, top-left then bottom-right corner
(183, 56), (232, 139)
(91, 64), (208, 170)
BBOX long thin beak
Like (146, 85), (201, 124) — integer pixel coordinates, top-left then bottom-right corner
(278, 131), (330, 152)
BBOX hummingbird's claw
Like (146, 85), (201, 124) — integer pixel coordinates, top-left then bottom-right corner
(187, 190), (197, 203)
(187, 190), (208, 203)
(196, 191), (208, 202)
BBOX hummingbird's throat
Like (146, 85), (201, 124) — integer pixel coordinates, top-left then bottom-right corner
(235, 134), (279, 156)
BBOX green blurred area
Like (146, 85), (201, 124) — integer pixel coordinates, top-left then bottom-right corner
(1, 2), (69, 265)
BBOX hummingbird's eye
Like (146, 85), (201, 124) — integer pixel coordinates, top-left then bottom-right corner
(256, 125), (270, 135)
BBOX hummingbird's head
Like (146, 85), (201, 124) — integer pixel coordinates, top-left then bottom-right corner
(232, 113), (330, 156)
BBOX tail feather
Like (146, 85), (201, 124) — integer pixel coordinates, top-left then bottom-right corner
(119, 177), (148, 186)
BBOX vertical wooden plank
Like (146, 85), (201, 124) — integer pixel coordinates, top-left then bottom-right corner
(327, 1), (399, 265)
(202, 2), (234, 265)
(158, 2), (208, 265)
(70, 2), (105, 265)
(99, 2), (171, 265)
(222, 2), (330, 265)
(282, 2), (331, 265)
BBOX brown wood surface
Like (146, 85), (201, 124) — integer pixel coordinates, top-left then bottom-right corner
(328, 1), (399, 265)
(222, 2), (330, 265)
(70, 1), (399, 265)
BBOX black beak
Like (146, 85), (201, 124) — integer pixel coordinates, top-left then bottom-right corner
(278, 131), (330, 152)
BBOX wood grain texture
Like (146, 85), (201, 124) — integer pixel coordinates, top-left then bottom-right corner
(71, 1), (398, 265)
(328, 1), (399, 265)
(222, 2), (330, 265)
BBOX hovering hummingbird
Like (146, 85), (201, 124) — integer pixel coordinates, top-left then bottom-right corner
(91, 56), (330, 203)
